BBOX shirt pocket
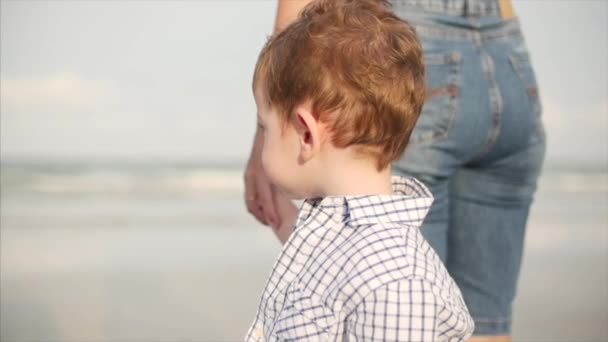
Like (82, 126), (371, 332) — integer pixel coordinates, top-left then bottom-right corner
(409, 50), (462, 144)
(270, 281), (336, 341)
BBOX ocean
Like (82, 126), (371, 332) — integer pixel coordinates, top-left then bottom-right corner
(1, 162), (606, 342)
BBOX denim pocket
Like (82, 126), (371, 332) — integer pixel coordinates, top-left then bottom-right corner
(410, 50), (462, 144)
(508, 51), (544, 138)
(508, 52), (542, 118)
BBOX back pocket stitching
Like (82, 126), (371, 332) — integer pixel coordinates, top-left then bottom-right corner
(409, 51), (462, 145)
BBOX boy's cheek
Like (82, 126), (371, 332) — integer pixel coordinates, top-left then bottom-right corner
(261, 149), (279, 184)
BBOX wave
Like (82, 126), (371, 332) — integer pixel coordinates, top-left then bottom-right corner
(1, 165), (244, 195)
(1, 163), (606, 195)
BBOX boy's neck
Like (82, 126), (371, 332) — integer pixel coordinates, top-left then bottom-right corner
(316, 151), (394, 197)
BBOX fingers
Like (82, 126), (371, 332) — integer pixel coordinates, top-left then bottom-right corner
(271, 189), (299, 244)
(243, 127), (284, 230)
(260, 182), (280, 228)
(274, 189), (298, 226)
(244, 166), (268, 225)
(244, 155), (281, 228)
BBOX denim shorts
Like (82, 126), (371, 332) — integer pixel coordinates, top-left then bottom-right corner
(391, 0), (546, 335)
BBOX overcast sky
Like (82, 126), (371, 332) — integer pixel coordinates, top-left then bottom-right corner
(1, 0), (606, 167)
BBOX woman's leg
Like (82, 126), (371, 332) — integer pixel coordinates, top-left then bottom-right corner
(446, 131), (545, 335)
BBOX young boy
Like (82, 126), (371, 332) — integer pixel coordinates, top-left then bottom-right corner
(245, 0), (474, 341)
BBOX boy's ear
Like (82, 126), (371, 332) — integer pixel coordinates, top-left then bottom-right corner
(293, 104), (321, 163)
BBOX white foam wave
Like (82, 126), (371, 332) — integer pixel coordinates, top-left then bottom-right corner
(16, 169), (244, 195)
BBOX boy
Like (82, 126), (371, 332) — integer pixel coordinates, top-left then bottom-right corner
(245, 0), (474, 341)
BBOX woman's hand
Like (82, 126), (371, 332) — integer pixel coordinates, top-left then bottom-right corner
(244, 0), (314, 243)
(244, 128), (298, 244)
(244, 128), (280, 227)
(272, 188), (299, 244)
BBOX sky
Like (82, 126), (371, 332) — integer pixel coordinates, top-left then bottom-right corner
(1, 0), (606, 168)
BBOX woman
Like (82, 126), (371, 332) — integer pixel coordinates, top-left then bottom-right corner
(244, 0), (545, 340)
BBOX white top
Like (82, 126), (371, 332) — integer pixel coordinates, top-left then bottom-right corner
(245, 176), (474, 341)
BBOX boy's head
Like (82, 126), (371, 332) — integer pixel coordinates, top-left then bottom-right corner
(253, 0), (425, 198)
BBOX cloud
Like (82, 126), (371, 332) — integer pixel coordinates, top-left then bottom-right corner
(0, 73), (111, 112)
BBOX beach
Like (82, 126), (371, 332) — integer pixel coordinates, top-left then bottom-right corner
(1, 163), (606, 342)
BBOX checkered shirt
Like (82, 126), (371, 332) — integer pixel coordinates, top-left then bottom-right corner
(245, 176), (474, 341)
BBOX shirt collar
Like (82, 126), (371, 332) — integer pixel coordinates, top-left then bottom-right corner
(295, 176), (434, 228)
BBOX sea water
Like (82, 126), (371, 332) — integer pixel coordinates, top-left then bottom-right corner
(1, 162), (606, 342)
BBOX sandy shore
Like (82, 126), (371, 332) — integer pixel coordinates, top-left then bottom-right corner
(1, 172), (606, 341)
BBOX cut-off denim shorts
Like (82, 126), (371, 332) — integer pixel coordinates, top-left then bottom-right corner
(391, 0), (546, 335)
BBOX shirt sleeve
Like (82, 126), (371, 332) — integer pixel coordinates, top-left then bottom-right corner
(345, 278), (474, 342)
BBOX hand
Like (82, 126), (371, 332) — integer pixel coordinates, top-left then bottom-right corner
(244, 128), (299, 244)
(272, 188), (299, 244)
(244, 128), (280, 227)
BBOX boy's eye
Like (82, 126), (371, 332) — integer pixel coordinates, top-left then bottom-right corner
(257, 121), (265, 130)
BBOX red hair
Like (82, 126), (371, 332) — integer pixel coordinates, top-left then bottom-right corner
(254, 0), (426, 170)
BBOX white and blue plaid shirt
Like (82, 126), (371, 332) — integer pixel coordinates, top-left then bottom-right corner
(245, 176), (474, 341)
